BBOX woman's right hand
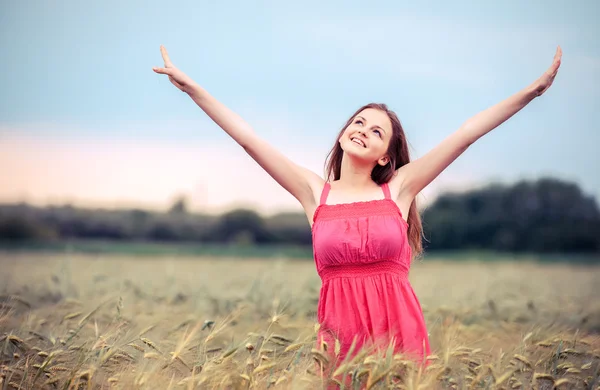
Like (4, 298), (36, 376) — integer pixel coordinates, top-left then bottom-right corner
(152, 45), (196, 93)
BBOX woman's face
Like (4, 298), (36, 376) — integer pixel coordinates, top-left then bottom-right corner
(339, 108), (393, 166)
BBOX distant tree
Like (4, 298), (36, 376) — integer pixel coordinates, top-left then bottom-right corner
(129, 209), (150, 238)
(265, 212), (312, 245)
(422, 177), (600, 253)
(169, 195), (188, 215)
(211, 209), (272, 244)
(0, 177), (597, 256)
(0, 215), (56, 241)
(147, 221), (179, 241)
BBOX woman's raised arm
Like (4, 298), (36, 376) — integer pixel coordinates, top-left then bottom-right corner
(153, 45), (323, 210)
(391, 46), (562, 203)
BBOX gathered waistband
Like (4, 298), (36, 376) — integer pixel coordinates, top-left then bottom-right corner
(319, 261), (408, 282)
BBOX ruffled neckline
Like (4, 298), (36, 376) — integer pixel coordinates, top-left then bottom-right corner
(312, 198), (408, 226)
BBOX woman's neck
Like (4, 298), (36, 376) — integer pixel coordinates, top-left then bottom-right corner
(336, 153), (378, 190)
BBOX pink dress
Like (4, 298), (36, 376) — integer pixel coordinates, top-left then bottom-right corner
(312, 182), (431, 363)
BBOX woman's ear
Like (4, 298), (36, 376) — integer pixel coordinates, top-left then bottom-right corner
(378, 155), (390, 166)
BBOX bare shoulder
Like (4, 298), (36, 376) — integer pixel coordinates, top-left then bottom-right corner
(387, 166), (414, 222)
(298, 167), (326, 221)
(387, 165), (410, 199)
(301, 168), (326, 203)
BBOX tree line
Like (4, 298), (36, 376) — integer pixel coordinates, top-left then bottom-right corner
(1, 177), (599, 253)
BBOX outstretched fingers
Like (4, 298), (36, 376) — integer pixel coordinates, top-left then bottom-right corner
(547, 46), (562, 76)
(153, 45), (187, 92)
(160, 45), (174, 67)
(153, 46), (177, 76)
(152, 66), (172, 75)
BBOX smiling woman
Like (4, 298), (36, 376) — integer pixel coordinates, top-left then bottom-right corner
(152, 44), (562, 368)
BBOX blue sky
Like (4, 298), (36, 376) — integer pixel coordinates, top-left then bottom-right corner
(1, 1), (599, 213)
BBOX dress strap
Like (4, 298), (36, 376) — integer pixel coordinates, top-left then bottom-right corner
(382, 182), (392, 200)
(319, 182), (331, 205)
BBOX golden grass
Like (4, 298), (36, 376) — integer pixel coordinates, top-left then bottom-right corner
(0, 252), (599, 389)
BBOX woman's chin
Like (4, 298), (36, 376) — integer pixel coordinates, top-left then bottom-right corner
(342, 149), (375, 164)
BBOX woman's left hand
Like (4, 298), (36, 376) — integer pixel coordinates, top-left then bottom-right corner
(532, 46), (562, 97)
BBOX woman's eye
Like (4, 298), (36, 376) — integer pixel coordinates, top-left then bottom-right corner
(356, 120), (363, 125)
(374, 129), (381, 137)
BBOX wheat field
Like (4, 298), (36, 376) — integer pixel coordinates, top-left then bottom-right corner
(1, 251), (599, 389)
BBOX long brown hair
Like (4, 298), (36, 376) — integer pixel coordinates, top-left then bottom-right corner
(324, 103), (423, 259)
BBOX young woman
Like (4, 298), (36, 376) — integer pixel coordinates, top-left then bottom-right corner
(153, 46), (562, 363)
